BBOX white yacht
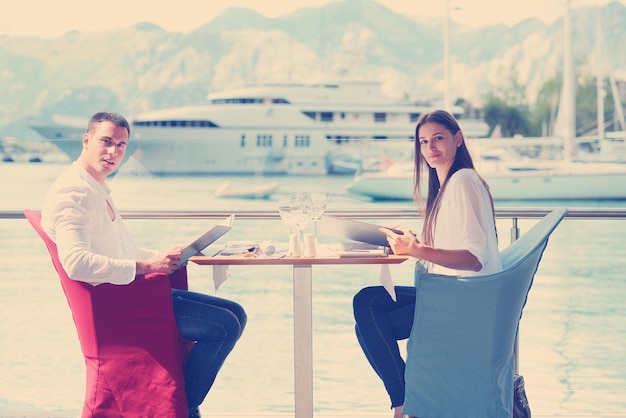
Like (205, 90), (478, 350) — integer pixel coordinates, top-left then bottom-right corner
(29, 81), (489, 175)
(346, 142), (626, 201)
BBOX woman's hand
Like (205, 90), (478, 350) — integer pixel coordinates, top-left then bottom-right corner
(380, 226), (420, 257)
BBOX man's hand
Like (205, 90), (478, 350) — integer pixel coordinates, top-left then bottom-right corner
(137, 246), (185, 276)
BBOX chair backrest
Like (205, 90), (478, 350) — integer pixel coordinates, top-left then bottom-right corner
(25, 209), (190, 417)
(500, 208), (568, 270)
(404, 208), (567, 418)
(25, 209), (101, 354)
(497, 207), (568, 322)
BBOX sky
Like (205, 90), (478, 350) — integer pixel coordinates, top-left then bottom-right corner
(0, 0), (622, 39)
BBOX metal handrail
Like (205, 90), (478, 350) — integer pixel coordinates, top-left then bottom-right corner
(2, 207), (626, 220)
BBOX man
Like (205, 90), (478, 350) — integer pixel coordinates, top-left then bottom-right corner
(41, 111), (246, 418)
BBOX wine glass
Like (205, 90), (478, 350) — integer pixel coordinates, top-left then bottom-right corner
(278, 194), (297, 235)
(292, 192), (311, 241)
(306, 192), (328, 239)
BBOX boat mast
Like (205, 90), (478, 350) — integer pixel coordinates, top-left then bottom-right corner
(562, 0), (576, 162)
(608, 75), (626, 132)
(443, 0), (452, 111)
(595, 6), (605, 141)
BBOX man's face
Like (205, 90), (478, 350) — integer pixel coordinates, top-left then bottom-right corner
(79, 121), (129, 184)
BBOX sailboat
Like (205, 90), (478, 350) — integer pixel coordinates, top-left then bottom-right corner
(345, 0), (626, 201)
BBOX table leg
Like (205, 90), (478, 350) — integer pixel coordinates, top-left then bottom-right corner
(293, 264), (313, 418)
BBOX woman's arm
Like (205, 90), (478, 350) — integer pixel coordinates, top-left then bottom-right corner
(381, 226), (482, 272)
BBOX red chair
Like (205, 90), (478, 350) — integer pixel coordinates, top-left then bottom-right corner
(25, 209), (191, 418)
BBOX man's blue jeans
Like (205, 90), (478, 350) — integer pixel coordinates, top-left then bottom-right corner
(353, 285), (416, 409)
(171, 289), (247, 411)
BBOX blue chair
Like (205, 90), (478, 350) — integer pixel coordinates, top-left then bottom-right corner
(403, 208), (567, 418)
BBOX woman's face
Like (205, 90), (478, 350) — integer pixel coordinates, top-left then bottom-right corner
(417, 122), (462, 172)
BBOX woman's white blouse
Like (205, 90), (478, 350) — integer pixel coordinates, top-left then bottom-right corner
(429, 168), (502, 276)
(41, 162), (157, 285)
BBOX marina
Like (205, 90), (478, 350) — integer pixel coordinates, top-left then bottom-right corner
(1, 162), (625, 417)
(3, 0), (626, 416)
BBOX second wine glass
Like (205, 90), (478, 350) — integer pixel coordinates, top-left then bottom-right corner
(292, 192), (311, 241)
(278, 194), (297, 235)
(306, 192), (328, 239)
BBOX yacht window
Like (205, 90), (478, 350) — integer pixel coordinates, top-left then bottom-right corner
(410, 113), (421, 123)
(326, 134), (348, 144)
(211, 97), (290, 104)
(133, 120), (219, 128)
(295, 135), (310, 147)
(283, 135), (288, 147)
(256, 134), (272, 147)
(240, 134), (245, 148)
(374, 113), (386, 123)
(320, 112), (333, 122)
(302, 111), (316, 120)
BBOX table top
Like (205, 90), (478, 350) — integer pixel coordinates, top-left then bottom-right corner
(190, 254), (409, 266)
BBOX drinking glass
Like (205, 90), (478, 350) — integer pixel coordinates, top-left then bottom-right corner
(306, 192), (328, 238)
(292, 192), (311, 240)
(278, 194), (297, 235)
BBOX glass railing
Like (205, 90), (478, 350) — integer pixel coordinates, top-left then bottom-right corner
(1, 208), (625, 416)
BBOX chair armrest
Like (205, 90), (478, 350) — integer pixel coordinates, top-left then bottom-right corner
(138, 266), (188, 291)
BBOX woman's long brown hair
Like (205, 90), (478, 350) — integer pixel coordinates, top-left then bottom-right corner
(412, 110), (495, 246)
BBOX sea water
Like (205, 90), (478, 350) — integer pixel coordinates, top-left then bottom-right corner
(1, 162), (625, 416)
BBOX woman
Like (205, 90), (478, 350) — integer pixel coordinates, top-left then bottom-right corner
(353, 110), (502, 418)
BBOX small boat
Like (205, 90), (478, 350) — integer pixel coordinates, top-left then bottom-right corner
(214, 180), (280, 199)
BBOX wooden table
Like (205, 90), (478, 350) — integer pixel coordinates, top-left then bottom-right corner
(190, 253), (408, 418)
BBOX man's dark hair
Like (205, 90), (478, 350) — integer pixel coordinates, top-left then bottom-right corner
(86, 112), (130, 136)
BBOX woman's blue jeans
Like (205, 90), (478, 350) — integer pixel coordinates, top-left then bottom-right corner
(171, 289), (247, 411)
(353, 285), (416, 409)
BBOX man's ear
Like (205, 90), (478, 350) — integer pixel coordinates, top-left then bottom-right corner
(82, 133), (90, 148)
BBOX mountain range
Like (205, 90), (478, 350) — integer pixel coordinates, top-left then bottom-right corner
(1, 0), (625, 141)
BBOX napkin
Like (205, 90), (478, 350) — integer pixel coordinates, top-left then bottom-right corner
(379, 264), (396, 301)
(213, 265), (230, 292)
